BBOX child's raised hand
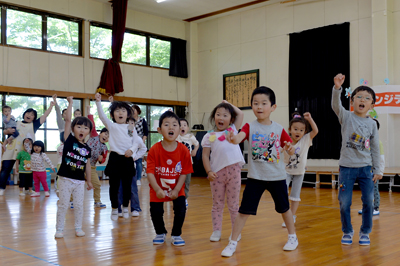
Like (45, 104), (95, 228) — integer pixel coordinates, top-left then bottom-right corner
(86, 105), (91, 115)
(67, 96), (73, 104)
(156, 188), (166, 199)
(108, 95), (114, 103)
(87, 181), (94, 190)
(207, 171), (218, 181)
(50, 101), (55, 107)
(334, 73), (345, 90)
(303, 112), (312, 121)
(95, 93), (102, 102)
(222, 100), (229, 104)
(52, 94), (57, 102)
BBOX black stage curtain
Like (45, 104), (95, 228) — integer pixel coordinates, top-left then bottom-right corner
(289, 23), (350, 159)
(169, 38), (188, 78)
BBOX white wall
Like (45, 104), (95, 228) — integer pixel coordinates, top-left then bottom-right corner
(195, 0), (400, 167)
(1, 0), (187, 102)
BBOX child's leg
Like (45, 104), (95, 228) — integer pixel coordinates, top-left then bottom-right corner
(25, 173), (33, 192)
(338, 167), (357, 234)
(225, 163), (242, 229)
(289, 174), (304, 215)
(38, 171), (49, 191)
(33, 172), (41, 192)
(231, 213), (250, 241)
(19, 173), (25, 192)
(109, 174), (122, 209)
(121, 174), (133, 208)
(150, 201), (167, 235)
(184, 173), (191, 198)
(135, 158), (143, 181)
(91, 166), (101, 203)
(358, 166), (374, 234)
(373, 180), (380, 210)
(71, 182), (85, 229)
(210, 169), (228, 231)
(130, 174), (141, 212)
(56, 178), (74, 231)
(282, 210), (296, 234)
(171, 196), (186, 236)
(118, 180), (123, 212)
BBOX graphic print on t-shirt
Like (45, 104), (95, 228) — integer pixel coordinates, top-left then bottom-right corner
(286, 147), (301, 169)
(181, 141), (191, 151)
(65, 143), (90, 171)
(155, 160), (182, 196)
(346, 125), (371, 152)
(251, 131), (281, 163)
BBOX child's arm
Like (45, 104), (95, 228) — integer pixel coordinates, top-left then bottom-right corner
(169, 174), (186, 200)
(64, 96), (73, 141)
(86, 159), (93, 190)
(126, 130), (139, 158)
(190, 135), (199, 157)
(42, 153), (56, 173)
(39, 100), (55, 125)
(303, 112), (319, 139)
(95, 93), (112, 129)
(223, 100), (244, 130)
(331, 73), (346, 120)
(86, 105), (98, 137)
(133, 137), (147, 161)
(15, 159), (19, 175)
(3, 114), (11, 123)
(147, 173), (166, 199)
(53, 94), (65, 130)
(227, 131), (247, 145)
(202, 147), (217, 181)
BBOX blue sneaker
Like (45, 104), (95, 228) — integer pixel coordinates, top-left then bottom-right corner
(341, 233), (353, 245)
(359, 234), (370, 245)
(171, 235), (185, 246)
(94, 202), (106, 208)
(153, 234), (166, 245)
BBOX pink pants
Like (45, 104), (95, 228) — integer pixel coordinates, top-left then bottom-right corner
(33, 171), (49, 192)
(210, 163), (242, 231)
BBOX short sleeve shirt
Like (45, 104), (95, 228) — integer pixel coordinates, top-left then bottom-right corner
(284, 133), (312, 175)
(16, 150), (32, 173)
(176, 133), (199, 163)
(57, 134), (91, 181)
(147, 142), (193, 202)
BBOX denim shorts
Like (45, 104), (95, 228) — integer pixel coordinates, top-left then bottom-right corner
(239, 178), (290, 215)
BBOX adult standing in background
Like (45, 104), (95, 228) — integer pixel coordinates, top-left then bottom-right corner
(132, 104), (148, 186)
(0, 103), (55, 195)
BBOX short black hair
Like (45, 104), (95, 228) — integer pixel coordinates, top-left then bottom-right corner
(179, 118), (189, 126)
(351, 86), (376, 104)
(209, 103), (236, 127)
(100, 127), (109, 134)
(251, 86), (276, 106)
(32, 140), (45, 154)
(62, 109), (67, 115)
(74, 109), (81, 114)
(23, 108), (38, 121)
(2, 105), (11, 112)
(289, 111), (310, 133)
(71, 116), (93, 132)
(132, 104), (142, 115)
(109, 101), (132, 123)
(159, 111), (179, 128)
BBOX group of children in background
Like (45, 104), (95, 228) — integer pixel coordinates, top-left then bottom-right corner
(0, 73), (384, 258)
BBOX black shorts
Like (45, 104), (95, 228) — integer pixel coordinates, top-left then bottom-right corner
(239, 178), (289, 215)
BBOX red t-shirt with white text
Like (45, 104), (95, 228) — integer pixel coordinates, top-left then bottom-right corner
(147, 141), (193, 202)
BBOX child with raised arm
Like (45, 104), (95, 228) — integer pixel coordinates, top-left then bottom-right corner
(95, 93), (139, 220)
(55, 96), (93, 238)
(147, 111), (193, 246)
(282, 111), (318, 227)
(222, 86), (297, 257)
(201, 101), (245, 242)
(332, 74), (383, 246)
(177, 118), (199, 208)
(2, 105), (19, 151)
(86, 105), (109, 208)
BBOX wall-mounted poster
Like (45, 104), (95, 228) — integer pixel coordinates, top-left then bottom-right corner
(223, 69), (259, 109)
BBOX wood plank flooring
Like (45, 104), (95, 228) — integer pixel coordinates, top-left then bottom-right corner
(1, 177), (400, 266)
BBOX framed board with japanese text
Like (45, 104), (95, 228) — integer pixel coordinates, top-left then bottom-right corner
(223, 69), (259, 110)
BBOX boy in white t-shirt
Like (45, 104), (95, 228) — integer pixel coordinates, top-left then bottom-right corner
(176, 118), (199, 208)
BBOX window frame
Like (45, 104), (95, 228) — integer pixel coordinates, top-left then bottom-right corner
(89, 21), (172, 69)
(0, 3), (83, 56)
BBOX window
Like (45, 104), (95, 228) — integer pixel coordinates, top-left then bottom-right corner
(90, 22), (171, 69)
(1, 94), (82, 152)
(148, 105), (173, 147)
(1, 5), (82, 55)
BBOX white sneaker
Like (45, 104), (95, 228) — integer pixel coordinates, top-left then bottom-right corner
(229, 233), (241, 242)
(111, 209), (118, 221)
(19, 192), (25, 196)
(283, 235), (298, 251)
(123, 208), (129, 219)
(118, 212), (123, 217)
(55, 230), (64, 238)
(131, 210), (140, 217)
(31, 192), (40, 197)
(137, 180), (141, 186)
(75, 228), (85, 237)
(282, 215), (296, 228)
(44, 191), (50, 197)
(221, 240), (238, 257)
(0, 189), (4, 196)
(210, 230), (221, 242)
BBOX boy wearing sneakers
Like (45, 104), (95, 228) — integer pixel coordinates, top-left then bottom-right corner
(222, 86), (297, 257)
(332, 74), (383, 246)
(147, 111), (193, 246)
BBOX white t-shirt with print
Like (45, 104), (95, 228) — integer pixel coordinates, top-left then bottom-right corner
(284, 133), (312, 175)
(176, 133), (199, 164)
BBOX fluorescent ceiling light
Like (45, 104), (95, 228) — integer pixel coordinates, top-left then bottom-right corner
(155, 0), (167, 3)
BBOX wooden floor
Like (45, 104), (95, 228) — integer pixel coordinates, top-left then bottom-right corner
(1, 177), (400, 266)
